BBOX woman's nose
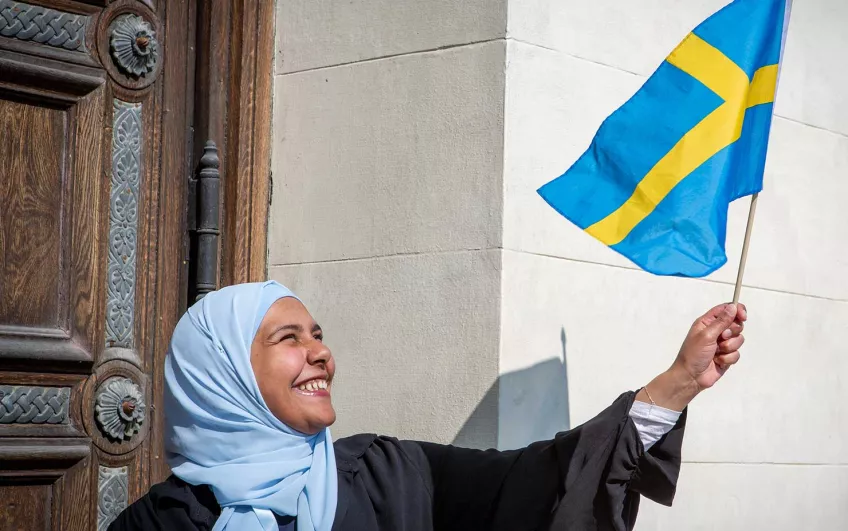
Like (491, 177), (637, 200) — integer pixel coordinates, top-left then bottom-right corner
(307, 341), (332, 365)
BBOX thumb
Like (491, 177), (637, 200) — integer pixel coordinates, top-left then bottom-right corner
(703, 303), (738, 341)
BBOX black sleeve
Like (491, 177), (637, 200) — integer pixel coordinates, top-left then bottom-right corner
(401, 391), (686, 531)
(107, 493), (167, 531)
(107, 476), (218, 531)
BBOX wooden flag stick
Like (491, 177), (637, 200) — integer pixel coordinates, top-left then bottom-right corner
(732, 193), (759, 304)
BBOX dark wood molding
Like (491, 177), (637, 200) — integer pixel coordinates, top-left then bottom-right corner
(0, 50), (104, 103)
(0, 337), (93, 371)
(148, 0), (195, 486)
(221, 0), (274, 286)
(193, 0), (273, 289)
(0, 438), (90, 469)
(0, 35), (101, 69)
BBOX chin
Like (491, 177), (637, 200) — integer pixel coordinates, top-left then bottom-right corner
(316, 410), (337, 430)
(304, 408), (336, 435)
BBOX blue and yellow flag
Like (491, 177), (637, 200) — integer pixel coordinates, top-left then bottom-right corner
(538, 0), (792, 277)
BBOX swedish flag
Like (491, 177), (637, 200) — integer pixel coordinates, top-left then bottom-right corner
(538, 0), (792, 277)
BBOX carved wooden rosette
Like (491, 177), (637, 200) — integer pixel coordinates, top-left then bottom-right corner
(84, 359), (150, 457)
(96, 0), (162, 93)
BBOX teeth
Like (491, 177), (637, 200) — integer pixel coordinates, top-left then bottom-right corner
(296, 379), (328, 392)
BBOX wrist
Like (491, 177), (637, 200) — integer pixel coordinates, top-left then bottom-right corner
(667, 365), (702, 402)
(637, 367), (700, 412)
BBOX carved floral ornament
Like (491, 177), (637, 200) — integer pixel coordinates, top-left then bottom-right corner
(95, 377), (146, 441)
(109, 13), (158, 78)
(98, 466), (128, 531)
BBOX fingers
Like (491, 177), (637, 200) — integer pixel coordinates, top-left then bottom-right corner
(696, 302), (747, 373)
(698, 303), (731, 327)
(736, 302), (748, 322)
(718, 334), (744, 353)
(699, 301), (748, 341)
(715, 350), (741, 370)
(701, 303), (738, 341)
(720, 321), (744, 339)
(717, 303), (746, 371)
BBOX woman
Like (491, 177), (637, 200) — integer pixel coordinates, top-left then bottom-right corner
(110, 280), (747, 531)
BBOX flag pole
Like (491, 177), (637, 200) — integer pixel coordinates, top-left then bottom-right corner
(732, 193), (759, 304)
(733, 0), (789, 304)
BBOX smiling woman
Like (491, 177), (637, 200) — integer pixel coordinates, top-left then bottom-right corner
(108, 281), (746, 531)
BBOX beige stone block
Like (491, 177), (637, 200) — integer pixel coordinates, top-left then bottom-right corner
(776, 0), (848, 136)
(276, 0), (506, 73)
(507, 0), (724, 75)
(639, 463), (848, 530)
(270, 41), (506, 266)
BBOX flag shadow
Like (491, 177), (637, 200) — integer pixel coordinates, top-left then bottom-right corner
(452, 328), (570, 450)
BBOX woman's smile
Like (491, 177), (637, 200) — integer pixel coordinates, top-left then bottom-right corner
(293, 377), (331, 397)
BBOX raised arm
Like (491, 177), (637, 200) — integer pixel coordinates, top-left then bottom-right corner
(402, 303), (746, 531)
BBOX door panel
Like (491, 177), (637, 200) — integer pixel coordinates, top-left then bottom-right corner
(0, 1), (191, 529)
(1, 483), (50, 531)
(0, 76), (104, 372)
(0, 98), (67, 330)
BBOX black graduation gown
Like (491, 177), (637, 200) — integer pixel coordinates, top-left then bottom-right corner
(108, 391), (686, 531)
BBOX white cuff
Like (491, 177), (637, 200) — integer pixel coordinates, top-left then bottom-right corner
(628, 400), (681, 451)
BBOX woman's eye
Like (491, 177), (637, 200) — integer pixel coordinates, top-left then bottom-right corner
(280, 334), (297, 343)
(314, 334), (324, 342)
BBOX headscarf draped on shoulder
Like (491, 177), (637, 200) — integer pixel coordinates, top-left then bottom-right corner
(164, 280), (337, 531)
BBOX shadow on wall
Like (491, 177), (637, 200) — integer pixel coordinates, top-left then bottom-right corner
(452, 328), (571, 450)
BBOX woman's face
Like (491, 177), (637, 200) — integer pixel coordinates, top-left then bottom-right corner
(251, 297), (336, 435)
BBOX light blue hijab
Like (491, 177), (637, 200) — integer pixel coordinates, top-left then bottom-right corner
(164, 281), (338, 531)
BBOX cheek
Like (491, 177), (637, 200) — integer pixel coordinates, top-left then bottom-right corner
(271, 349), (307, 383)
(256, 348), (305, 399)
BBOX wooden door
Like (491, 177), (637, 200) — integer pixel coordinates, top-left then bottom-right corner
(0, 1), (192, 529)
